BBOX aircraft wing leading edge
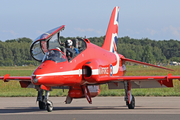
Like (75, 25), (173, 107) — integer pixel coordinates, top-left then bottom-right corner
(121, 58), (174, 71)
(0, 74), (31, 82)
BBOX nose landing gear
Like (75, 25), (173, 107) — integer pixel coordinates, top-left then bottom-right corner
(37, 90), (53, 112)
(46, 100), (53, 112)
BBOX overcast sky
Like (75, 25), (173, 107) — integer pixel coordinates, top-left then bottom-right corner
(0, 0), (180, 41)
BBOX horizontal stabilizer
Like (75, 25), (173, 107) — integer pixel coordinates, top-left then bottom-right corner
(122, 58), (174, 71)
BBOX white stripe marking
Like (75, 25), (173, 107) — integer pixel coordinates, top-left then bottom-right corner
(36, 69), (99, 77)
(110, 33), (117, 52)
(112, 52), (119, 74)
(114, 7), (119, 25)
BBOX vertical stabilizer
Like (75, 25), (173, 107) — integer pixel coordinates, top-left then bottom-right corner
(102, 6), (119, 53)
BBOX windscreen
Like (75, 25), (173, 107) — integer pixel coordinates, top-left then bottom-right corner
(31, 41), (45, 61)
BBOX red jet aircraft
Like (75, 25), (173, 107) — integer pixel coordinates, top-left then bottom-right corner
(1, 6), (180, 112)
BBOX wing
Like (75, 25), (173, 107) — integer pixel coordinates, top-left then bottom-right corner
(0, 74), (32, 88)
(97, 73), (180, 88)
(0, 74), (31, 82)
(122, 58), (174, 71)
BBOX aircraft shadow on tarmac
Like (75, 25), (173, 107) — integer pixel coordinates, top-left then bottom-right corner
(53, 106), (178, 111)
(0, 107), (39, 114)
(0, 106), (178, 113)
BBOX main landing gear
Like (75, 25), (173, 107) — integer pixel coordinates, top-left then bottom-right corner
(37, 90), (53, 112)
(36, 83), (135, 111)
(124, 81), (135, 109)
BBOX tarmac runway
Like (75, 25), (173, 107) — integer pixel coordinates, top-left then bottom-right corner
(0, 97), (180, 120)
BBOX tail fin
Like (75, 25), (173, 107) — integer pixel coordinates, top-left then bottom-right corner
(102, 6), (119, 53)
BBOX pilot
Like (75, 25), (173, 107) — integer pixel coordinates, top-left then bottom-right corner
(65, 39), (79, 59)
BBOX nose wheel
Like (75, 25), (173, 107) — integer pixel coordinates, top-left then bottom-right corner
(46, 100), (53, 112)
(37, 90), (53, 112)
(38, 99), (53, 112)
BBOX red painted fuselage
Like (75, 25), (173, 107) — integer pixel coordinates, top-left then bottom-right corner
(32, 39), (124, 87)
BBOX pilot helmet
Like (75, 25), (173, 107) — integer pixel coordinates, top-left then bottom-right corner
(66, 39), (73, 47)
(55, 47), (61, 51)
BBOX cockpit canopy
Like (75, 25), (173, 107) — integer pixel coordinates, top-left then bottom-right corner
(42, 49), (67, 63)
(30, 25), (88, 62)
(30, 25), (65, 62)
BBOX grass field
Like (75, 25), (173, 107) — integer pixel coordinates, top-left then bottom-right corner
(0, 65), (180, 97)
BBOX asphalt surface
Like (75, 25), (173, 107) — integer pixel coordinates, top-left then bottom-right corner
(0, 97), (180, 120)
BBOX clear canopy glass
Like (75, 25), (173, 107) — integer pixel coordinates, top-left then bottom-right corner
(30, 25), (65, 62)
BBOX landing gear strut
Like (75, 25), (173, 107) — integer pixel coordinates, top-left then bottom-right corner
(39, 96), (46, 110)
(124, 81), (135, 109)
(37, 90), (53, 112)
(37, 90), (46, 110)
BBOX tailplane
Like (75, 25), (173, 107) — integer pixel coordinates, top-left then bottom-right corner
(102, 6), (119, 53)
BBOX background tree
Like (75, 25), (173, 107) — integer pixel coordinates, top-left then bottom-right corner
(142, 46), (155, 63)
(0, 36), (180, 66)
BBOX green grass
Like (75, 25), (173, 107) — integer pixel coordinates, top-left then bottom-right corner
(0, 66), (70, 97)
(0, 65), (180, 97)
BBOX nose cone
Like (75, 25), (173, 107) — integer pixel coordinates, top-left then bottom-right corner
(34, 61), (56, 74)
(31, 75), (38, 83)
(32, 61), (58, 85)
(31, 60), (81, 86)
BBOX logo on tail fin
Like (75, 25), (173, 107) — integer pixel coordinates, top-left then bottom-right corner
(110, 7), (119, 53)
(111, 33), (118, 53)
(102, 6), (119, 53)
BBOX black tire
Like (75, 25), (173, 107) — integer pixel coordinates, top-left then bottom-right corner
(126, 101), (129, 106)
(47, 100), (53, 112)
(127, 95), (135, 109)
(39, 96), (46, 110)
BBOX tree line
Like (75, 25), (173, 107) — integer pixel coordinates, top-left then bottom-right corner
(0, 36), (179, 66)
(89, 36), (180, 64)
(0, 37), (36, 66)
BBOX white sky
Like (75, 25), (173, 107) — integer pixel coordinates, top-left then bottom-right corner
(0, 0), (180, 41)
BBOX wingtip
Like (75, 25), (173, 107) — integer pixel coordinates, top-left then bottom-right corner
(3, 74), (9, 82)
